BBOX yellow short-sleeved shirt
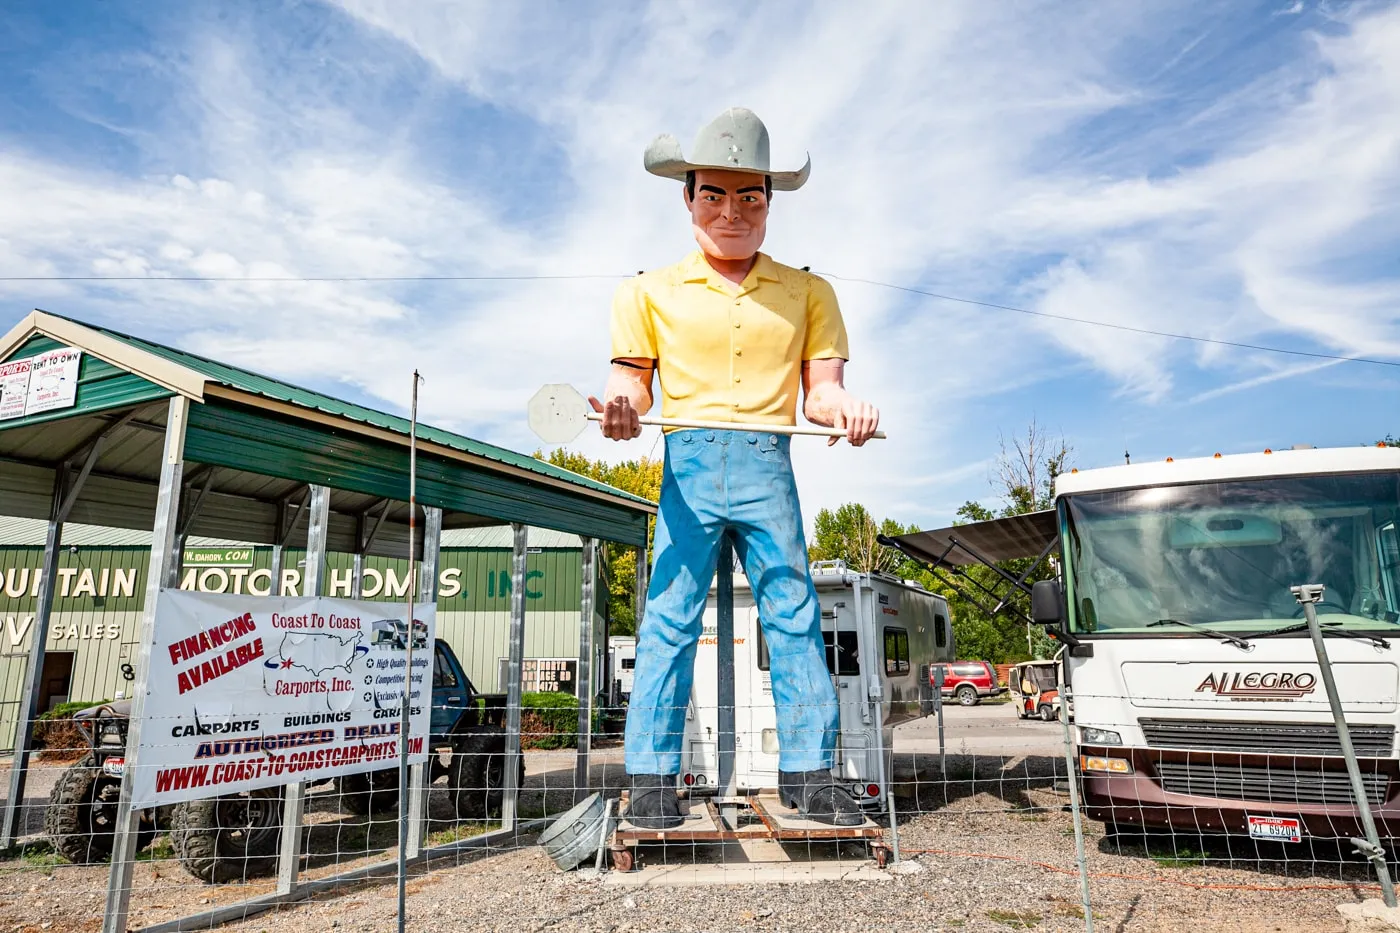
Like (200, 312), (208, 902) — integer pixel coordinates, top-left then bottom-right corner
(610, 251), (849, 428)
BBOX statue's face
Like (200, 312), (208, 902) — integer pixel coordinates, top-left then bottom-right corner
(686, 168), (768, 261)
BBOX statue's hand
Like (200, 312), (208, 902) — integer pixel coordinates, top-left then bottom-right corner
(830, 396), (880, 447)
(589, 394), (642, 441)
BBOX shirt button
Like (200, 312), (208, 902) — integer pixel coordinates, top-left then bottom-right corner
(734, 377), (741, 383)
(735, 348), (742, 357)
(734, 322), (741, 329)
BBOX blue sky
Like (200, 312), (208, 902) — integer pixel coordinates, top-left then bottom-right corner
(2, 0), (1398, 532)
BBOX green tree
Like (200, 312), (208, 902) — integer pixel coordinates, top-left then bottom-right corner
(942, 418), (1071, 661)
(531, 448), (662, 636)
(808, 503), (916, 574)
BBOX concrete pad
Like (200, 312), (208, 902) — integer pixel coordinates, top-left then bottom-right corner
(603, 861), (890, 887)
(1339, 899), (1400, 931)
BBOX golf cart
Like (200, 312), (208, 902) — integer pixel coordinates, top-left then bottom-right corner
(1008, 659), (1061, 722)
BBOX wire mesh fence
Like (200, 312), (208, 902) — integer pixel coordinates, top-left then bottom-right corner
(2, 664), (1395, 933)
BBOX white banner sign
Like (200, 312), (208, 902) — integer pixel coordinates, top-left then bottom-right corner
(131, 590), (434, 808)
(0, 359), (31, 421)
(24, 347), (82, 416)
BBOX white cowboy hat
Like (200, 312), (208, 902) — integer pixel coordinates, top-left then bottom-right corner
(643, 107), (810, 191)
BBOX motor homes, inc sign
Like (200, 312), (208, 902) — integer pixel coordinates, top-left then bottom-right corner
(0, 547), (570, 618)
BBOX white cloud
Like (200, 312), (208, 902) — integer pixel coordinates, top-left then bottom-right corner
(1, 0), (1398, 533)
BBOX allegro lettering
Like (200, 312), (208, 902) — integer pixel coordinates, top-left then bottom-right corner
(1195, 671), (1319, 699)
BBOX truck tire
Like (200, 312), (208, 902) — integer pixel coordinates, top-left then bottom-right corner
(44, 757), (152, 864)
(339, 768), (400, 815)
(451, 729), (511, 820)
(955, 685), (979, 707)
(170, 788), (283, 883)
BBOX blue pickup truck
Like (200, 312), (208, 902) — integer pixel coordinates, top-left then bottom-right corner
(45, 639), (517, 883)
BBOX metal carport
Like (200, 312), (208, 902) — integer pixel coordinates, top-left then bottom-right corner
(0, 310), (655, 933)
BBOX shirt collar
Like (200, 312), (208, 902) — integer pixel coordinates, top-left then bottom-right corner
(680, 251), (782, 290)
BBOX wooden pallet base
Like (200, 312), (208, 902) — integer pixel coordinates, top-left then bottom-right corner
(608, 791), (891, 872)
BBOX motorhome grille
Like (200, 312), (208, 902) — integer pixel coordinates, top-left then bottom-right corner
(1138, 719), (1395, 757)
(1154, 761), (1389, 807)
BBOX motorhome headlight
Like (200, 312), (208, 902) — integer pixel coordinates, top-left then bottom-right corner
(1080, 755), (1133, 775)
(1080, 727), (1122, 746)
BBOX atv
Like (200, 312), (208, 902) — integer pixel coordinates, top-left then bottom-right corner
(45, 640), (517, 882)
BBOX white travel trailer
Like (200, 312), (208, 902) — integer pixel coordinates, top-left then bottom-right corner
(608, 635), (637, 705)
(679, 560), (954, 808)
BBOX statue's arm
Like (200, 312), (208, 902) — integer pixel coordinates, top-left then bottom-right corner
(802, 359), (880, 447)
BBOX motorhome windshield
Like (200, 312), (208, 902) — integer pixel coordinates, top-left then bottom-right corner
(1063, 471), (1400, 635)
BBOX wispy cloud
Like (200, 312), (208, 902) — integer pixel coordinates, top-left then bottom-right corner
(1, 0), (1397, 532)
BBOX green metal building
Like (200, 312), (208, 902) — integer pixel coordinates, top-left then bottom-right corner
(0, 518), (610, 750)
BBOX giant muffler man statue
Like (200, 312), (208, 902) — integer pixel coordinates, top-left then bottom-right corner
(594, 107), (881, 828)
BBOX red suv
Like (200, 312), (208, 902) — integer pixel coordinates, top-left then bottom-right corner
(930, 660), (1003, 706)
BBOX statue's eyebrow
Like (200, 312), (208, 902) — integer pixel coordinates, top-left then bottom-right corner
(736, 186), (765, 195)
(697, 184), (728, 195)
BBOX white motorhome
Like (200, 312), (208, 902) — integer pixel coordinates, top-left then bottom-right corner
(891, 445), (1400, 845)
(679, 560), (954, 809)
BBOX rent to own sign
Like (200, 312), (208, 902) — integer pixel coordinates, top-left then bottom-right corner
(130, 590), (434, 808)
(0, 347), (82, 421)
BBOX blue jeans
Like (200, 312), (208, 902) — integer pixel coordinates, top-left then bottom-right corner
(624, 429), (839, 775)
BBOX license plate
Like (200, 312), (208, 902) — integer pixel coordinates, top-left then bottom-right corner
(101, 757), (125, 778)
(1247, 815), (1301, 842)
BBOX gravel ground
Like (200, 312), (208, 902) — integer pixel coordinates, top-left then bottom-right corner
(0, 751), (1383, 933)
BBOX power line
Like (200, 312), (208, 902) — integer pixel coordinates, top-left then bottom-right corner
(6, 268), (1397, 369)
(819, 273), (1400, 369)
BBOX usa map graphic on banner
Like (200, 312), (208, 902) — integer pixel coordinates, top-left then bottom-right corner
(131, 590), (434, 808)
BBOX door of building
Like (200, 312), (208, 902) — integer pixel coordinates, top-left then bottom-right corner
(39, 651), (74, 712)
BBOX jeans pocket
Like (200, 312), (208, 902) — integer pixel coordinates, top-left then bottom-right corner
(665, 432), (708, 465)
(753, 434), (788, 464)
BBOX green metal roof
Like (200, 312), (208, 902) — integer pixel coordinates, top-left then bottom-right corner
(31, 311), (652, 511)
(0, 516), (585, 550)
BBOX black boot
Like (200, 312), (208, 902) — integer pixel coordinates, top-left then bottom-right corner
(778, 770), (865, 826)
(626, 773), (683, 829)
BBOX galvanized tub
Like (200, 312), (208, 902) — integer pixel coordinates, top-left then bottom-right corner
(538, 791), (610, 871)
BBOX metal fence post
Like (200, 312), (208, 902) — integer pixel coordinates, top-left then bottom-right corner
(1295, 584), (1398, 907)
(406, 506), (441, 858)
(502, 524), (528, 831)
(102, 395), (189, 933)
(277, 484), (329, 895)
(1058, 675), (1095, 932)
(716, 533), (737, 830)
(573, 537), (596, 802)
(0, 468), (65, 849)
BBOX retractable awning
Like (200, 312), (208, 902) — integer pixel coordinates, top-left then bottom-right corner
(882, 509), (1059, 569)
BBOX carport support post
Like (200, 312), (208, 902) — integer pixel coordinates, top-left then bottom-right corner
(103, 396), (189, 933)
(502, 524), (528, 831)
(276, 484), (330, 895)
(573, 537), (596, 802)
(406, 506), (441, 858)
(0, 468), (66, 849)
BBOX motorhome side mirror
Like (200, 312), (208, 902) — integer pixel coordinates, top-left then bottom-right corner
(1031, 580), (1063, 626)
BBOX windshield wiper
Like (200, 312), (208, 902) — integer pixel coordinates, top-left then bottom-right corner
(1148, 618), (1253, 651)
(1255, 620), (1391, 650)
